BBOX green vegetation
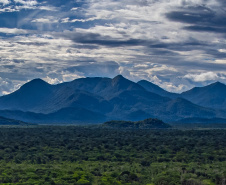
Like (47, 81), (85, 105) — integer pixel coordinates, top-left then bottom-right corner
(103, 118), (171, 129)
(0, 126), (225, 185)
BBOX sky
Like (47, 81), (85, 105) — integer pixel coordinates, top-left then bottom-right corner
(0, 0), (226, 95)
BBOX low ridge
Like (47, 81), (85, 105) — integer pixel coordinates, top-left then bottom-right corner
(103, 118), (171, 129)
(0, 116), (31, 125)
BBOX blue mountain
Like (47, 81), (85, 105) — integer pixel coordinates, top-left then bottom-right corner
(138, 80), (226, 110)
(181, 82), (226, 110)
(0, 75), (225, 124)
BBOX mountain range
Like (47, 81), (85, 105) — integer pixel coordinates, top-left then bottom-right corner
(0, 75), (225, 124)
(138, 80), (226, 110)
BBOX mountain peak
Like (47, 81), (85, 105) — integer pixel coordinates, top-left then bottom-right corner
(20, 78), (50, 91)
(113, 74), (125, 80)
(210, 81), (225, 87)
(29, 78), (48, 84)
(112, 75), (128, 85)
(181, 80), (226, 109)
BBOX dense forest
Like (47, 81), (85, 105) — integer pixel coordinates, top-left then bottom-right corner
(0, 126), (225, 185)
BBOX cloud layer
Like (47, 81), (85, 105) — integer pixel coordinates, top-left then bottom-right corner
(0, 0), (226, 95)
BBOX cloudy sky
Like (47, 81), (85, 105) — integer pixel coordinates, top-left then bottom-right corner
(0, 0), (226, 95)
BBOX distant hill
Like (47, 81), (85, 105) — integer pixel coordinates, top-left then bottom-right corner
(0, 116), (31, 126)
(103, 118), (171, 129)
(181, 82), (226, 110)
(0, 75), (225, 124)
(0, 79), (54, 112)
(0, 108), (106, 124)
(160, 98), (221, 121)
(173, 117), (226, 124)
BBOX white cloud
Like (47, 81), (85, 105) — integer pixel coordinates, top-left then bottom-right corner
(0, 77), (16, 96)
(61, 17), (70, 23)
(32, 17), (58, 23)
(143, 74), (187, 93)
(71, 7), (78, 11)
(38, 6), (57, 11)
(184, 72), (226, 82)
(215, 60), (226, 64)
(44, 76), (62, 84)
(0, 0), (226, 95)
(14, 0), (37, 6)
(0, 0), (10, 5)
(0, 28), (30, 34)
(218, 49), (226, 53)
(61, 72), (84, 82)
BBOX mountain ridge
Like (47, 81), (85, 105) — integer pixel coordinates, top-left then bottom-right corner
(181, 81), (226, 110)
(0, 116), (32, 126)
(0, 75), (225, 124)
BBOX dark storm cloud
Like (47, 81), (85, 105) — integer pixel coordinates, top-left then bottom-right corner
(12, 59), (24, 63)
(67, 32), (146, 47)
(71, 44), (100, 50)
(131, 52), (226, 72)
(16, 41), (49, 46)
(0, 58), (24, 64)
(148, 39), (207, 51)
(146, 49), (177, 56)
(166, 6), (215, 24)
(206, 49), (226, 59)
(160, 59), (226, 71)
(184, 26), (226, 33)
(2, 65), (16, 69)
(216, 0), (226, 6)
(166, 5), (226, 34)
(62, 30), (207, 52)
